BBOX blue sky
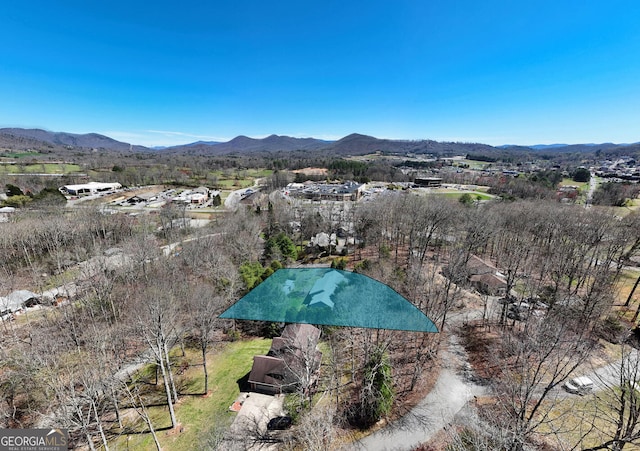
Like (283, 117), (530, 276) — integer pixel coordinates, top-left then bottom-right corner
(1, 0), (639, 147)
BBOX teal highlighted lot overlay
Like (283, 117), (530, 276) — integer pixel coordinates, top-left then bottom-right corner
(219, 268), (438, 333)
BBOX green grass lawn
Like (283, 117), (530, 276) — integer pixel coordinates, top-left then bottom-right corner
(114, 338), (272, 451)
(246, 168), (273, 178)
(460, 159), (492, 170)
(539, 387), (640, 450)
(471, 192), (493, 200)
(626, 198), (640, 211)
(206, 168), (273, 190)
(616, 270), (640, 316)
(560, 178), (588, 190)
(438, 191), (494, 201)
(214, 178), (253, 189)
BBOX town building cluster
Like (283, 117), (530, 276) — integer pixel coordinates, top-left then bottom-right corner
(594, 156), (639, 182)
(284, 181), (364, 201)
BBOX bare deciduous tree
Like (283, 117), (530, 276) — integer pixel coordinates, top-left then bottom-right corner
(579, 345), (640, 450)
(136, 280), (180, 428)
(490, 312), (594, 450)
(282, 405), (338, 451)
(188, 284), (225, 394)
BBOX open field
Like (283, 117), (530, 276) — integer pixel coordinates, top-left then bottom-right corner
(414, 185), (495, 201)
(439, 191), (494, 201)
(0, 162), (82, 174)
(460, 159), (492, 170)
(208, 168), (272, 189)
(214, 178), (255, 189)
(560, 178), (588, 190)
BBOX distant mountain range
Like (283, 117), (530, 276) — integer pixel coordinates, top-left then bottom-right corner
(167, 134), (331, 154)
(162, 133), (499, 156)
(0, 128), (149, 152)
(0, 127), (638, 158)
(500, 142), (631, 153)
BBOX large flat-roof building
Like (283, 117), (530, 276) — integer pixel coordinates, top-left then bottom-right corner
(59, 182), (122, 196)
(285, 181), (363, 201)
(414, 177), (443, 188)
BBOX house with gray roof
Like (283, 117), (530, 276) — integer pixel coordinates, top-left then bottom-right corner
(0, 290), (40, 314)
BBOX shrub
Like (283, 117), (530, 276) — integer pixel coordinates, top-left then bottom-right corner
(239, 261), (265, 290)
(353, 259), (371, 273)
(226, 329), (241, 342)
(284, 393), (309, 424)
(5, 184), (24, 196)
(331, 257), (348, 270)
(459, 192), (474, 206)
(2, 195), (32, 208)
(596, 314), (627, 343)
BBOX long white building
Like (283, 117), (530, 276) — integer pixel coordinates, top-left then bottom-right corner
(59, 182), (122, 196)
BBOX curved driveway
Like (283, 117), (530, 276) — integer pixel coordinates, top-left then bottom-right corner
(354, 334), (487, 451)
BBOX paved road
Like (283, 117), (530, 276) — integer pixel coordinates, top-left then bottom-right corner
(354, 334), (487, 451)
(161, 232), (222, 256)
(224, 181), (263, 211)
(585, 172), (597, 208)
(577, 347), (640, 394)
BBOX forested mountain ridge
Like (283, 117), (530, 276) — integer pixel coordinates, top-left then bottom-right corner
(0, 128), (149, 152)
(164, 133), (509, 156)
(2, 127), (639, 161)
(164, 134), (331, 155)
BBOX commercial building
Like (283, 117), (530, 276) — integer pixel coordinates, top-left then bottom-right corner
(414, 177), (443, 188)
(285, 181), (363, 201)
(59, 182), (122, 196)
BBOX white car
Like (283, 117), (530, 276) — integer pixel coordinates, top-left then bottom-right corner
(563, 376), (595, 395)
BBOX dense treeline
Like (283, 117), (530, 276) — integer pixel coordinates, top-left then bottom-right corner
(348, 194), (640, 449)
(354, 194), (637, 317)
(0, 208), (255, 447)
(1, 179), (640, 449)
(0, 209), (135, 274)
(593, 181), (640, 207)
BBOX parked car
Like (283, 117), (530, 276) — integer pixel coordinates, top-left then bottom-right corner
(507, 303), (530, 321)
(506, 309), (523, 321)
(563, 376), (595, 395)
(267, 416), (293, 430)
